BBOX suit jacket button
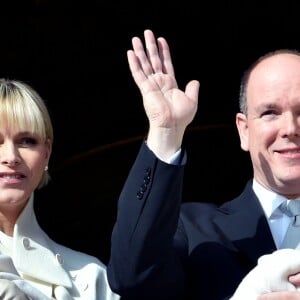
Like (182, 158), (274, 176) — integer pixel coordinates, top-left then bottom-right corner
(137, 191), (144, 200)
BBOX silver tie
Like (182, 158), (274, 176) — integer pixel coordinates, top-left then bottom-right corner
(280, 200), (300, 249)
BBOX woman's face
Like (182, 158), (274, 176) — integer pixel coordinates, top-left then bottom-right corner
(0, 127), (51, 210)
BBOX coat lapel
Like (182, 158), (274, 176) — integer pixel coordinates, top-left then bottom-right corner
(13, 194), (72, 288)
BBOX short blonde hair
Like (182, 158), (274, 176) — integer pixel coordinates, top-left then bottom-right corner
(0, 79), (53, 188)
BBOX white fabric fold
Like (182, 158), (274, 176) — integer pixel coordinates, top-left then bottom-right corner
(0, 255), (49, 299)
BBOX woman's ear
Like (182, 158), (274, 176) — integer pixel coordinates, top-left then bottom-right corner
(45, 139), (52, 162)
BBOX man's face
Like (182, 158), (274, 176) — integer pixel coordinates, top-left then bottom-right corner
(236, 53), (300, 197)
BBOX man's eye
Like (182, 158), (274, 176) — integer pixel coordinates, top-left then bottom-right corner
(262, 110), (276, 116)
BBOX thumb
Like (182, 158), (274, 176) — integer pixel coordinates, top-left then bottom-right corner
(185, 80), (200, 103)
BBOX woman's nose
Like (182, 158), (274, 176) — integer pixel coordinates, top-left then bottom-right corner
(0, 143), (21, 166)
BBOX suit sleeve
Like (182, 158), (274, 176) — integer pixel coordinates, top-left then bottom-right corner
(107, 142), (187, 299)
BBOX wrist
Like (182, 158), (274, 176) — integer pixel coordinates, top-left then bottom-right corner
(146, 127), (183, 161)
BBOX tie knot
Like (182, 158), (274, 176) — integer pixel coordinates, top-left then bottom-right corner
(281, 200), (300, 217)
(280, 200), (300, 226)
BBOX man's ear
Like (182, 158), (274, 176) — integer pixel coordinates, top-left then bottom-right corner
(236, 112), (249, 152)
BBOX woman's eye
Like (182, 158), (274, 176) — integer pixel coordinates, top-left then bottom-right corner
(19, 137), (38, 146)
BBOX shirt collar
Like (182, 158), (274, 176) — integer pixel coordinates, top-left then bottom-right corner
(252, 179), (287, 219)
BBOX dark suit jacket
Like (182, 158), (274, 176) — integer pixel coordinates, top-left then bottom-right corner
(107, 143), (277, 300)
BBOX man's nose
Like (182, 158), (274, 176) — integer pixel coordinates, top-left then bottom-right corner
(281, 114), (300, 137)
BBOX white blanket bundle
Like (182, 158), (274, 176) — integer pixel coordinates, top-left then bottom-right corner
(230, 249), (300, 299)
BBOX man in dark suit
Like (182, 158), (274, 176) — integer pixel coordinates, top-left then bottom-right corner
(107, 29), (300, 299)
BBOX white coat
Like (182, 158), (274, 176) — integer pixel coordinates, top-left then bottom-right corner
(0, 194), (120, 300)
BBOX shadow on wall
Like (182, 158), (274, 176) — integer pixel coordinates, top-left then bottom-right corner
(34, 123), (252, 264)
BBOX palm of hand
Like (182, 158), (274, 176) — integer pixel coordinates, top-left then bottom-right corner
(141, 72), (197, 129)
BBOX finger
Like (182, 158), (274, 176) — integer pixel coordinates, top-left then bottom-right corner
(157, 37), (175, 77)
(258, 291), (300, 299)
(127, 50), (147, 87)
(144, 29), (163, 73)
(289, 272), (300, 285)
(131, 36), (154, 76)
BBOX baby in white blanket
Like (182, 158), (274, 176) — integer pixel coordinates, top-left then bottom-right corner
(231, 249), (300, 299)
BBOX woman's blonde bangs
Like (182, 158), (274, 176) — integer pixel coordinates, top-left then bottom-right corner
(0, 80), (53, 142)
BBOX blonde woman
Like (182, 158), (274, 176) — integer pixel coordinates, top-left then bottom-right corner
(0, 79), (119, 300)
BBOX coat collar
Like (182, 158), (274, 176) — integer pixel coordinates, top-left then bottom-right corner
(12, 193), (72, 288)
(213, 180), (277, 264)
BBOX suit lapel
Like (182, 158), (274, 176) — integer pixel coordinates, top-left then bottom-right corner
(213, 181), (277, 264)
